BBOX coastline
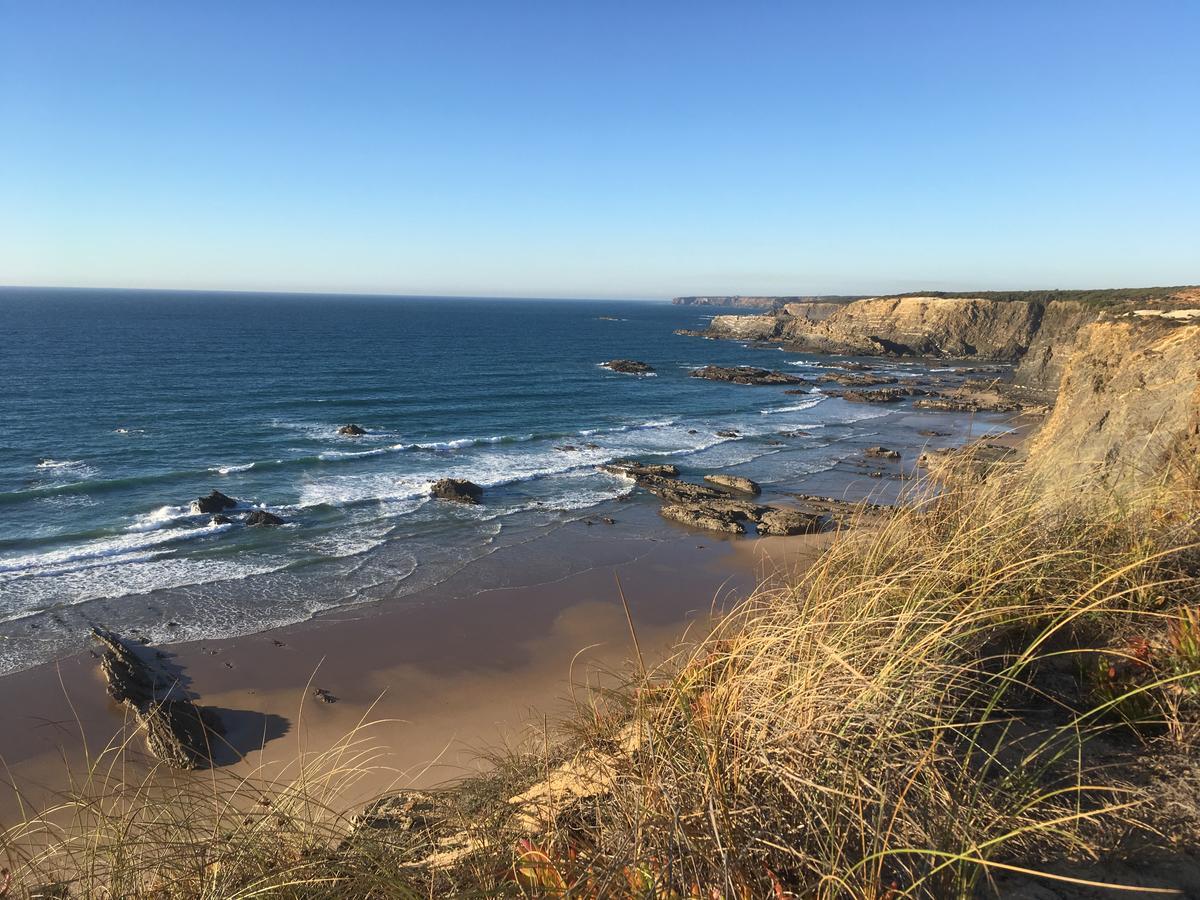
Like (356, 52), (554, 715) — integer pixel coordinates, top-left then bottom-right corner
(0, 397), (1032, 822)
(0, 498), (831, 819)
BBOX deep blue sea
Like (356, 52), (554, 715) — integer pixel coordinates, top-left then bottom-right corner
(0, 288), (1004, 674)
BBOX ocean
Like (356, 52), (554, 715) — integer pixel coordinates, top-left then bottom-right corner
(0, 288), (1005, 675)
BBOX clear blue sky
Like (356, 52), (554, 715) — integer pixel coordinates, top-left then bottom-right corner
(2, 1), (1197, 299)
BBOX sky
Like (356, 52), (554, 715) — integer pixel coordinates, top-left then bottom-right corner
(1, 1), (1197, 299)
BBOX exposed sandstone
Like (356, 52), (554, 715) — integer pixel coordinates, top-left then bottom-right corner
(1025, 318), (1200, 490)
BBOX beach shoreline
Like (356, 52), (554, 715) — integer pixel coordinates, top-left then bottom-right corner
(0, 399), (1034, 823)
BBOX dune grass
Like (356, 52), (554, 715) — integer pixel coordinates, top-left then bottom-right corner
(3, 464), (1199, 898)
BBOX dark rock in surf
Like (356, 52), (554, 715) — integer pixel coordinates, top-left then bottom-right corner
(210, 514), (232, 525)
(246, 509), (284, 526)
(602, 359), (655, 375)
(601, 460), (680, 479)
(431, 478), (483, 504)
(338, 424), (367, 436)
(865, 447), (901, 460)
(689, 365), (806, 386)
(191, 490), (238, 515)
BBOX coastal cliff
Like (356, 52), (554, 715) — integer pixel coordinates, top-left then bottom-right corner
(1025, 313), (1200, 490)
(708, 296), (1045, 358)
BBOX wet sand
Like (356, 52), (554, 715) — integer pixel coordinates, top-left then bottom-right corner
(0, 501), (829, 820)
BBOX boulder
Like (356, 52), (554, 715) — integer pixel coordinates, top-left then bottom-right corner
(431, 478), (483, 504)
(603, 359), (655, 375)
(703, 474), (762, 495)
(190, 490), (238, 515)
(865, 447), (901, 460)
(689, 365), (806, 386)
(91, 628), (223, 769)
(210, 514), (232, 525)
(338, 424), (367, 436)
(716, 430), (740, 438)
(757, 508), (822, 536)
(246, 509), (284, 526)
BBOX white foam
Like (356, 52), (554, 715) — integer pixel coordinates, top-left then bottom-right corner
(36, 458), (83, 470)
(760, 398), (824, 415)
(211, 462), (255, 475)
(0, 522), (232, 577)
(127, 504), (188, 532)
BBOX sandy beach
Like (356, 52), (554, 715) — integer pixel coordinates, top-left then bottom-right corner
(0, 498), (831, 821)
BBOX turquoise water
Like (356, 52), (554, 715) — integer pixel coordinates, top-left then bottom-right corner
(0, 288), (998, 673)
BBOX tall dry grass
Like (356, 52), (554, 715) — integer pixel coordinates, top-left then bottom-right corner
(3, 464), (1199, 898)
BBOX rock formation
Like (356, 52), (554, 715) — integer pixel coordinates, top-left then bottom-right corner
(689, 365), (806, 386)
(190, 490), (238, 514)
(602, 359), (655, 374)
(91, 628), (224, 769)
(1025, 315), (1200, 490)
(431, 479), (483, 504)
(246, 509), (284, 526)
(703, 474), (761, 495)
(338, 424), (367, 436)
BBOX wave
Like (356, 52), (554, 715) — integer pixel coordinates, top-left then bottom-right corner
(211, 462), (255, 475)
(760, 398), (824, 415)
(0, 521), (232, 577)
(36, 458), (84, 470)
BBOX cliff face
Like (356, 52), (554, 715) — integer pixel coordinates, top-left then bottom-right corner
(1025, 315), (1200, 491)
(708, 296), (1046, 359)
(1012, 300), (1101, 394)
(706, 313), (784, 340)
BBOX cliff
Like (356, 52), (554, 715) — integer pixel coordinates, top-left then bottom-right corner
(709, 296), (1045, 359)
(699, 287), (1200, 365)
(1012, 300), (1101, 394)
(1024, 313), (1200, 491)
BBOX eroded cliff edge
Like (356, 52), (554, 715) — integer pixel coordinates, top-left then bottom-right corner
(699, 288), (1199, 383)
(1025, 313), (1200, 491)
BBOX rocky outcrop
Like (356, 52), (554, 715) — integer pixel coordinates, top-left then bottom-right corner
(1025, 317), (1200, 491)
(91, 628), (224, 769)
(338, 424), (367, 436)
(431, 479), (483, 504)
(602, 359), (655, 375)
(246, 509), (284, 526)
(865, 447), (901, 460)
(190, 490), (237, 514)
(660, 504), (746, 534)
(601, 460), (680, 479)
(703, 474), (761, 495)
(757, 508), (821, 536)
(818, 372), (898, 387)
(690, 365), (806, 386)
